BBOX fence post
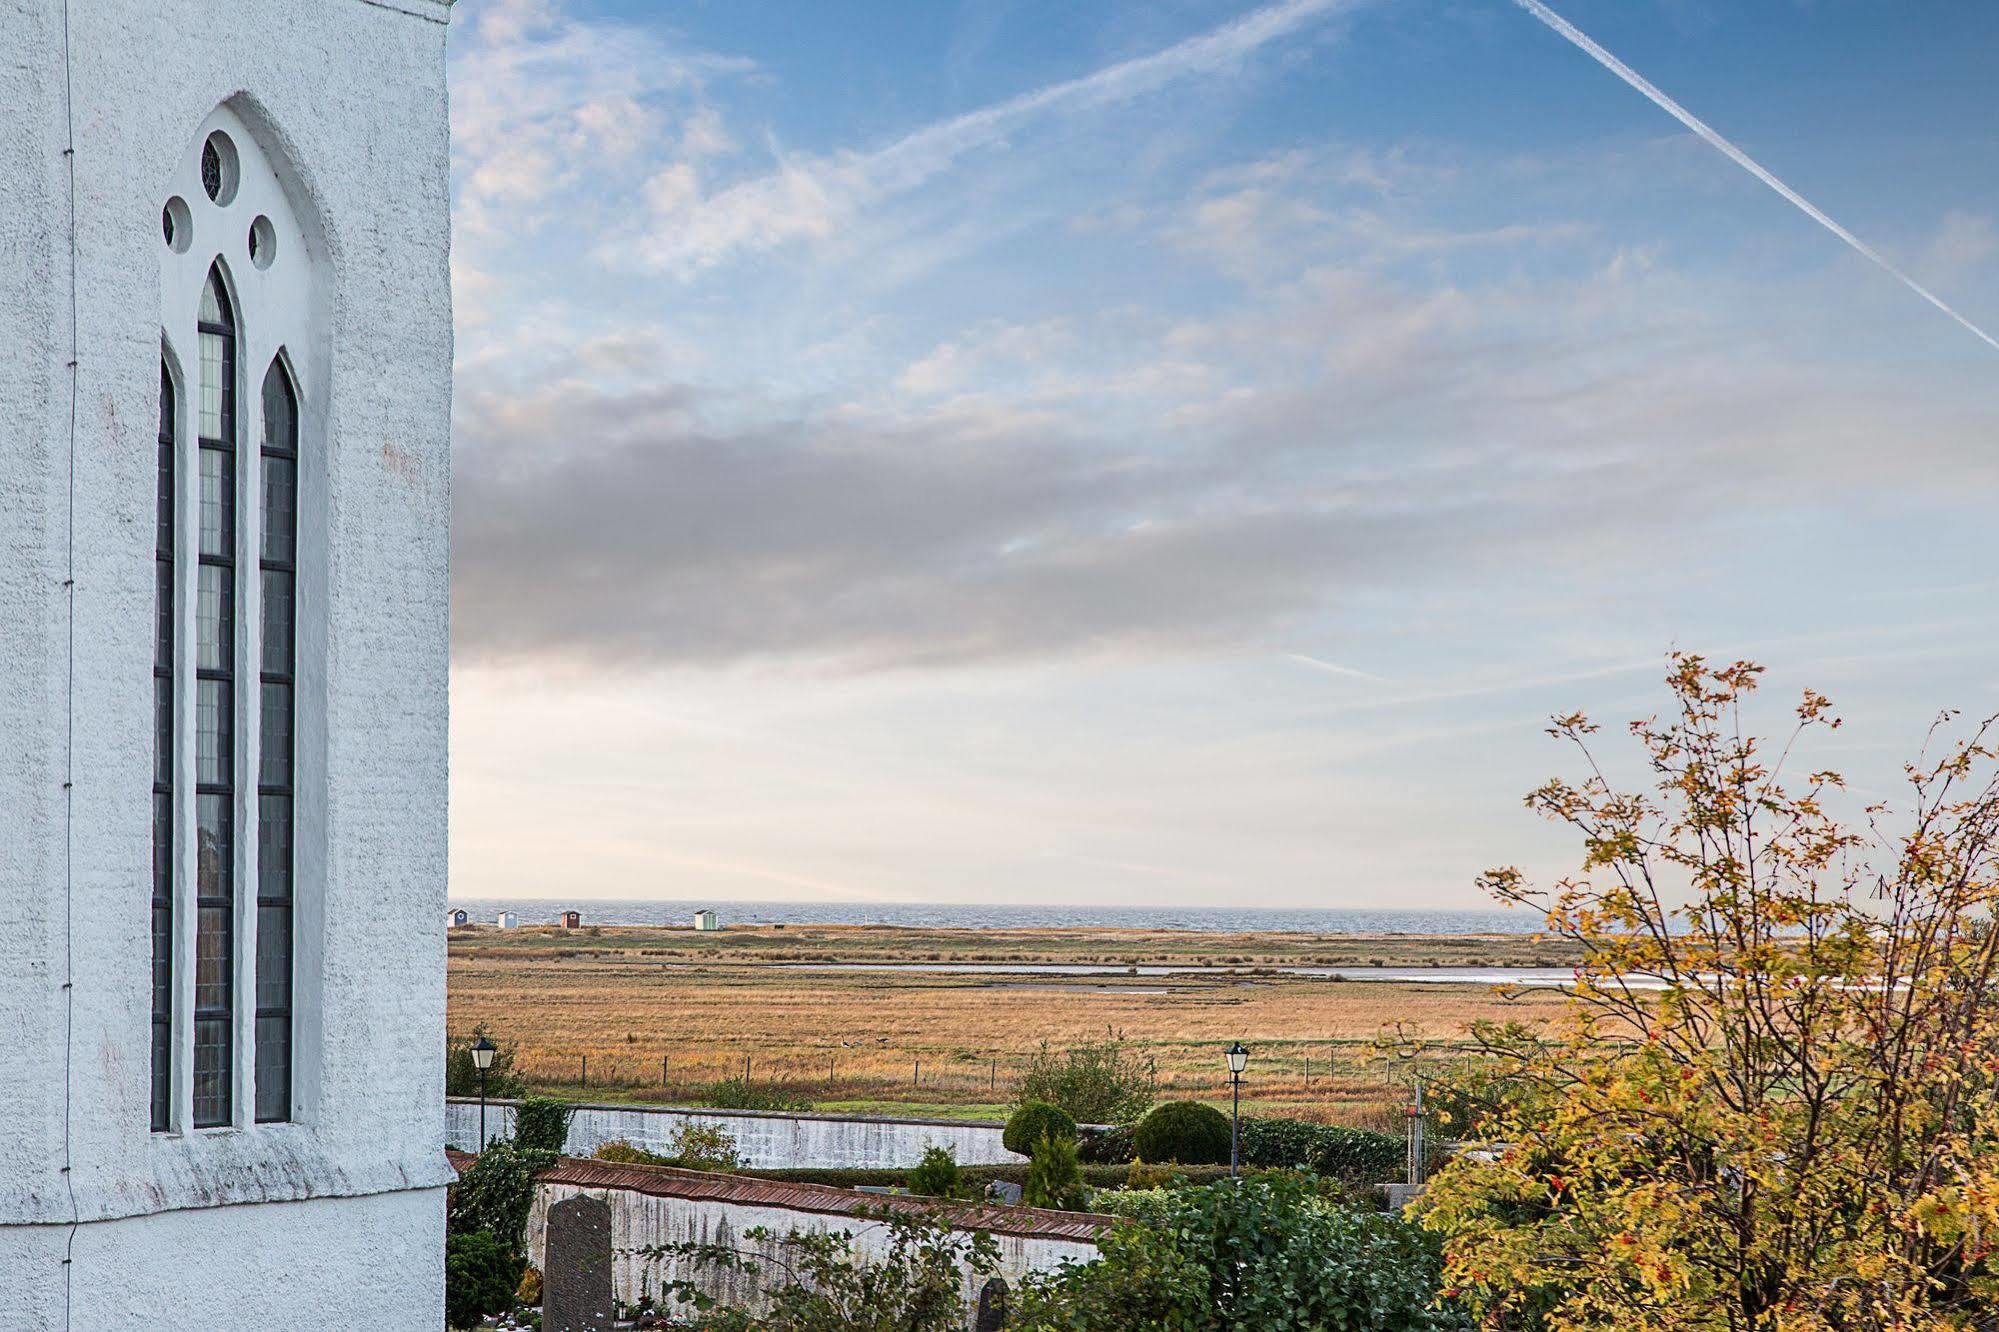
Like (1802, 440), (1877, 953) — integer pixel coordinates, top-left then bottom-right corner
(828, 1055), (835, 1086)
(989, 1057), (997, 1092)
(743, 1053), (751, 1084)
(662, 1054), (669, 1089)
(581, 1054), (588, 1087)
(913, 1059), (921, 1087)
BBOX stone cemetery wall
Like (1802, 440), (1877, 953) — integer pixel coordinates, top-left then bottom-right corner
(519, 1158), (1106, 1329)
(448, 1098), (1024, 1169)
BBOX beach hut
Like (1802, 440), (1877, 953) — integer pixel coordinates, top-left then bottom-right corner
(496, 911), (517, 929)
(560, 910), (581, 930)
(693, 909), (720, 932)
(447, 908), (468, 928)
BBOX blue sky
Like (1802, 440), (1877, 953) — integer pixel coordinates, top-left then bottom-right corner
(446, 0), (1999, 910)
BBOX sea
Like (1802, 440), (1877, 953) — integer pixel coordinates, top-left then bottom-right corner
(445, 897), (1539, 935)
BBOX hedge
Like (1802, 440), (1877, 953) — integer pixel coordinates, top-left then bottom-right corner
(739, 1163), (1236, 1193)
(1235, 1117), (1402, 1185)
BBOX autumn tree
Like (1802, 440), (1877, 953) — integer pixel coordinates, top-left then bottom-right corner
(1422, 655), (1999, 1331)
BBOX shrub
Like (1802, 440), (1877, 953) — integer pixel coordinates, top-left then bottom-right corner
(1024, 1132), (1088, 1212)
(907, 1146), (964, 1200)
(512, 1095), (574, 1154)
(1134, 1101), (1231, 1166)
(1076, 1122), (1135, 1164)
(1014, 1173), (1464, 1331)
(1236, 1117), (1403, 1185)
(446, 1024), (527, 1100)
(638, 1209), (1000, 1332)
(1125, 1158), (1176, 1190)
(595, 1138), (672, 1166)
(706, 1077), (811, 1112)
(666, 1121), (742, 1172)
(448, 1140), (557, 1254)
(445, 1229), (525, 1330)
(516, 1264), (543, 1306)
(1015, 1031), (1159, 1125)
(594, 1124), (741, 1172)
(1004, 1101), (1078, 1157)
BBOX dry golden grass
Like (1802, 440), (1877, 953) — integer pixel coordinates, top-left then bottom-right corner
(448, 926), (1565, 1125)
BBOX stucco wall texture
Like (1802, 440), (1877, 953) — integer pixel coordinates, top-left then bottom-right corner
(448, 1099), (1031, 1170)
(525, 1181), (1100, 1328)
(0, 2), (456, 1327)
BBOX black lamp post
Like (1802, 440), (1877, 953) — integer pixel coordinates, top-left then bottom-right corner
(1225, 1042), (1249, 1179)
(471, 1036), (497, 1152)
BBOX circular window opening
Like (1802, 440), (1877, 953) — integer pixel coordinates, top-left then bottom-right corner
(248, 216), (276, 270)
(162, 197), (192, 253)
(200, 131), (240, 206)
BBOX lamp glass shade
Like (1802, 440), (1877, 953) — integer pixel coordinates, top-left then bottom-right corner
(470, 1037), (497, 1071)
(1225, 1042), (1249, 1075)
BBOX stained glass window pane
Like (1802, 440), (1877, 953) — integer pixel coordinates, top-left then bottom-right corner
(197, 793), (231, 898)
(261, 458), (296, 565)
(199, 448), (232, 558)
(261, 572), (293, 676)
(259, 683), (292, 789)
(196, 679), (231, 786)
(193, 1018), (231, 1128)
(197, 565), (232, 672)
(254, 1014), (291, 1123)
(258, 794), (292, 901)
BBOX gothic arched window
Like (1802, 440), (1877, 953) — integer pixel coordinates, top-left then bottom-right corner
(152, 361), (176, 1133)
(158, 113), (316, 1134)
(255, 359), (298, 1123)
(193, 264), (238, 1130)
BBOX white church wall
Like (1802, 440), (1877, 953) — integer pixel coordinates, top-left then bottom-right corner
(0, 1), (456, 1325)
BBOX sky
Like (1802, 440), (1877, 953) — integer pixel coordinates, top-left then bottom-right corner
(445, 0), (1999, 911)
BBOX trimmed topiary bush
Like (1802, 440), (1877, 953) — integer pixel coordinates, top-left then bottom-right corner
(1134, 1100), (1232, 1166)
(1004, 1100), (1078, 1157)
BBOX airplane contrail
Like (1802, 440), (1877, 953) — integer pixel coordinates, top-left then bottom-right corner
(1516, 0), (1999, 355)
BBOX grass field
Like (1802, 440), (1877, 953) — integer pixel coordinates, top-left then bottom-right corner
(447, 924), (1572, 1125)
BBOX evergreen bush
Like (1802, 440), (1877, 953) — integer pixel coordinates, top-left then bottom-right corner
(1023, 1132), (1089, 1211)
(1004, 1101), (1078, 1157)
(1133, 1101), (1231, 1165)
(906, 1146), (965, 1199)
(511, 1095), (574, 1154)
(1235, 1117), (1403, 1185)
(445, 1229), (525, 1330)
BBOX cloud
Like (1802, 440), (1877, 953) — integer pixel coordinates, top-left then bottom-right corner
(630, 0), (1363, 276)
(449, 0), (753, 239)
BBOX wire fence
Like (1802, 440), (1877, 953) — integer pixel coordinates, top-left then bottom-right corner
(476, 1036), (1452, 1129)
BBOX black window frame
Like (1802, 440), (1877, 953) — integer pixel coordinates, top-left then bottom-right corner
(152, 361), (176, 1133)
(192, 267), (236, 1131)
(254, 358), (298, 1124)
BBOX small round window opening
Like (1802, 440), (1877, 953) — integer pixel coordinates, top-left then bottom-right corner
(199, 131), (240, 206)
(162, 197), (192, 254)
(248, 216), (276, 270)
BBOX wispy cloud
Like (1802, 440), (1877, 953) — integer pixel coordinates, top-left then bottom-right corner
(631, 0), (1362, 276)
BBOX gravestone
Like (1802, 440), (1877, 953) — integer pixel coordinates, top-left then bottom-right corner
(543, 1193), (615, 1332)
(975, 1276), (1011, 1331)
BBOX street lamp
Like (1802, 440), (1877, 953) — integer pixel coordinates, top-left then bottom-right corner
(471, 1036), (497, 1152)
(1225, 1042), (1249, 1179)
